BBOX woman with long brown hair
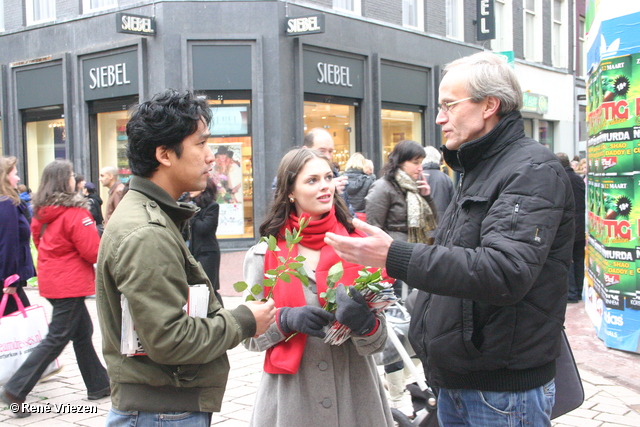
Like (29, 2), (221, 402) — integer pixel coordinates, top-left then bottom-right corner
(244, 148), (393, 426)
(0, 156), (35, 316)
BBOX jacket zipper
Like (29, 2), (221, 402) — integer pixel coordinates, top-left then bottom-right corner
(510, 203), (520, 233)
(444, 172), (465, 245)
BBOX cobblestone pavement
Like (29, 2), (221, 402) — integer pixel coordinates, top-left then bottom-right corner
(1, 251), (640, 426)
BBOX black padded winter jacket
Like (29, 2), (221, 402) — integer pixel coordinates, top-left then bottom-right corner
(387, 112), (575, 392)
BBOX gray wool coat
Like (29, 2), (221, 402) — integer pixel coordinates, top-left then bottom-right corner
(243, 242), (394, 427)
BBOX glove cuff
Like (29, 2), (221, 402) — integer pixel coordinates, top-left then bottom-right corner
(277, 307), (293, 335)
(354, 314), (377, 336)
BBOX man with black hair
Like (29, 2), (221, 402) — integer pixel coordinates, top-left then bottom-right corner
(96, 89), (275, 426)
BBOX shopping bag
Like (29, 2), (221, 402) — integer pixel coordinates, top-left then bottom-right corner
(551, 328), (585, 419)
(0, 277), (61, 386)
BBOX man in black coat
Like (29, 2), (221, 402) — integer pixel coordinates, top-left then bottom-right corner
(326, 52), (574, 425)
(557, 152), (586, 303)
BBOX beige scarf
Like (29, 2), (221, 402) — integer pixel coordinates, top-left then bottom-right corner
(394, 169), (437, 243)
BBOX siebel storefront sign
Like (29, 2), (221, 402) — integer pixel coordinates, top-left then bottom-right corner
(83, 50), (139, 101)
(285, 14), (325, 36)
(116, 13), (156, 36)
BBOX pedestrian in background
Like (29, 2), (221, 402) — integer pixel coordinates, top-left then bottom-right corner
(187, 177), (223, 306)
(326, 51), (575, 426)
(244, 148), (393, 427)
(344, 152), (376, 221)
(1, 159), (110, 418)
(99, 165), (125, 225)
(422, 145), (454, 221)
(0, 156), (35, 316)
(557, 152), (586, 303)
(83, 181), (104, 236)
(364, 139), (437, 414)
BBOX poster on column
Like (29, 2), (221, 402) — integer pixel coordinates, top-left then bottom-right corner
(210, 143), (244, 236)
(585, 4), (640, 353)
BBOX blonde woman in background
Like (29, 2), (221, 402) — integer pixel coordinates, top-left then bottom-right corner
(344, 152), (376, 221)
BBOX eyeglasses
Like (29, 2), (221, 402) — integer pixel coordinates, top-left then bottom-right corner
(437, 97), (473, 113)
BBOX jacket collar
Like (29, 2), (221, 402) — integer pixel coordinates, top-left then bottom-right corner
(129, 176), (197, 224)
(442, 111), (525, 173)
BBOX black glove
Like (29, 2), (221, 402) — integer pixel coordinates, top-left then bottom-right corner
(335, 285), (376, 335)
(278, 306), (334, 338)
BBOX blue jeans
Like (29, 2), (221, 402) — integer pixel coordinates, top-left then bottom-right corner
(437, 380), (555, 426)
(106, 408), (212, 427)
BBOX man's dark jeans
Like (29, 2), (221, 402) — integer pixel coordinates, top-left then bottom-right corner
(5, 297), (109, 400)
(568, 240), (586, 302)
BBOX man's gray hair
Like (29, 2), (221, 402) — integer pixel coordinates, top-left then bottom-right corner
(423, 146), (442, 165)
(444, 52), (522, 115)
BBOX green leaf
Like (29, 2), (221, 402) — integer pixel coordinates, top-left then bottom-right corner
(292, 236), (303, 244)
(284, 228), (293, 245)
(233, 281), (248, 292)
(267, 235), (279, 251)
(266, 269), (279, 276)
(324, 287), (337, 304)
(288, 262), (303, 269)
(251, 284), (263, 295)
(294, 255), (306, 262)
(293, 268), (309, 287)
(326, 262), (344, 287)
(280, 272), (292, 283)
(263, 278), (275, 288)
(245, 294), (256, 301)
(278, 256), (287, 264)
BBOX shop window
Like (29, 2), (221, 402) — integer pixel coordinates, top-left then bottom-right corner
(446, 0), (464, 40)
(0, 118), (3, 154)
(303, 101), (356, 172)
(577, 17), (586, 77)
(381, 108), (422, 161)
(207, 99), (254, 239)
(83, 0), (116, 13)
(539, 120), (554, 151)
(97, 110), (131, 204)
(25, 117), (65, 190)
(26, 0), (55, 25)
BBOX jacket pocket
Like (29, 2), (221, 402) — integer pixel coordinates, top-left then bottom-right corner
(453, 196), (491, 248)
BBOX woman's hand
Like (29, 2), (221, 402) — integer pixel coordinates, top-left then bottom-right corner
(417, 173), (431, 196)
(3, 286), (17, 295)
(278, 306), (334, 338)
(335, 285), (376, 335)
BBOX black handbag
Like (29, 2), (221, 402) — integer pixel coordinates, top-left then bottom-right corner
(551, 329), (584, 419)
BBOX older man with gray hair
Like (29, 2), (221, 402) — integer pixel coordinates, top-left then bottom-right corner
(326, 51), (575, 425)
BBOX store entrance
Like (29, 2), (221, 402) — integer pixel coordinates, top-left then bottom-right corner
(303, 97), (357, 172)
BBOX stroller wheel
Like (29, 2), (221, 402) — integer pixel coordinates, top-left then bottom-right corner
(390, 408), (413, 427)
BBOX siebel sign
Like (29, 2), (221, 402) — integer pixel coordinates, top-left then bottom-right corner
(116, 13), (156, 36)
(476, 0), (495, 41)
(285, 14), (325, 36)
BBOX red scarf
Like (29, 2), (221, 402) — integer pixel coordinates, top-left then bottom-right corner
(263, 207), (366, 374)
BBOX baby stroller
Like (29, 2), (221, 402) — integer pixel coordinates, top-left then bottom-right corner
(378, 302), (438, 427)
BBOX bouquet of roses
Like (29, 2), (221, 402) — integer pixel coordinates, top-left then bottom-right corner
(233, 214), (398, 345)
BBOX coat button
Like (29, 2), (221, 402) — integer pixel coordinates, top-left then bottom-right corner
(321, 398), (332, 408)
(318, 361), (328, 371)
(149, 202), (157, 208)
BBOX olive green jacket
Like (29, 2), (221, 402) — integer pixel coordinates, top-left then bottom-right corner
(96, 176), (256, 413)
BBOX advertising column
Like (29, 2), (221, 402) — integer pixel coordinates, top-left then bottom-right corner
(585, 6), (640, 353)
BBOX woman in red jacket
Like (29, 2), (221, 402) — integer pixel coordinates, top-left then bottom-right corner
(0, 160), (110, 418)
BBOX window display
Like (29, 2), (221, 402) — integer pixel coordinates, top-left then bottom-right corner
(97, 110), (131, 204)
(25, 118), (65, 190)
(381, 108), (422, 160)
(303, 101), (355, 171)
(208, 99), (254, 239)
